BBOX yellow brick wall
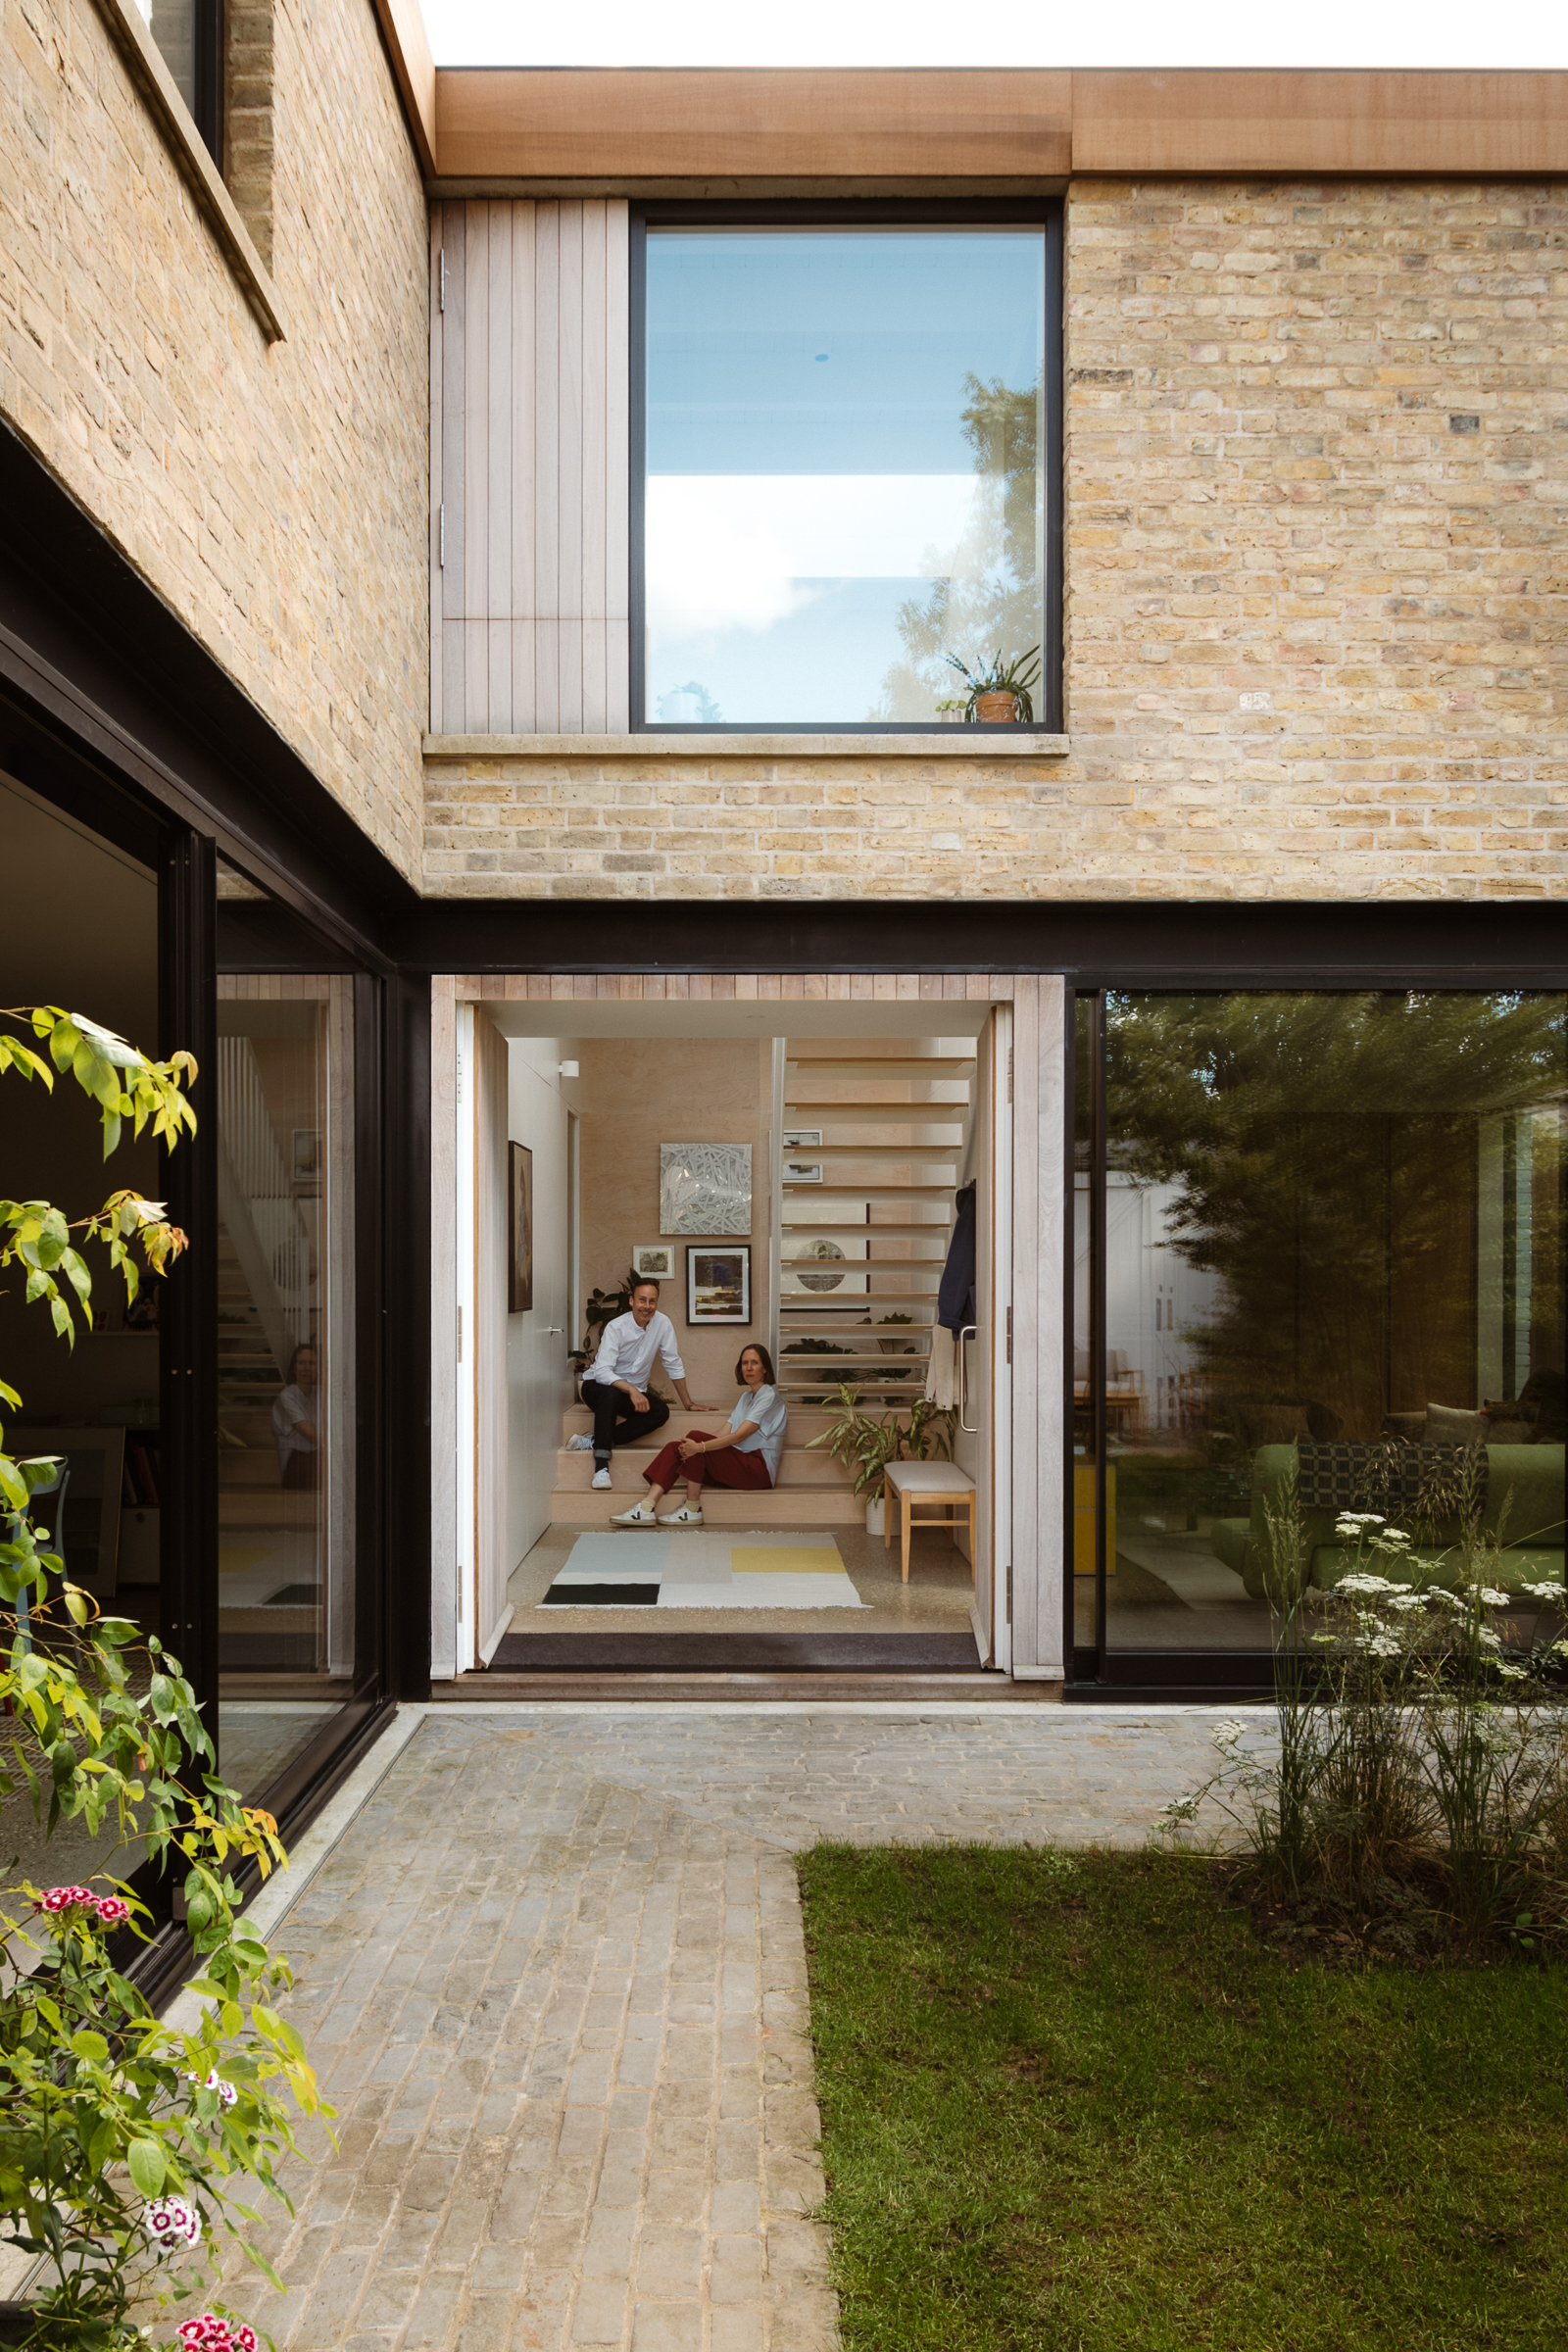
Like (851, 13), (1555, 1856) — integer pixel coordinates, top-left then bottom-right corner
(1, 0), (429, 879)
(423, 176), (1567, 902)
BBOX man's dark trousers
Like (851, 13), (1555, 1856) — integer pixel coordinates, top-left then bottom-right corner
(588, 1382), (670, 1465)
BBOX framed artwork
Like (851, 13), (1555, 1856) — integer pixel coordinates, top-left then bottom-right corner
(631, 1243), (675, 1279)
(687, 1245), (751, 1325)
(509, 1142), (534, 1313)
(660, 1143), (752, 1235)
(291, 1129), (321, 1186)
(782, 1126), (824, 1183)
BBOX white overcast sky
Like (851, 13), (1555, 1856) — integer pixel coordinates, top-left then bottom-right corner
(420, 0), (1565, 71)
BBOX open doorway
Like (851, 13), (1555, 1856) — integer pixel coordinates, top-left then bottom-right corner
(433, 985), (1019, 1683)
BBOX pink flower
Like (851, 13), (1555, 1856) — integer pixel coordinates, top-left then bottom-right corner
(176, 2318), (233, 2350)
(234, 2329), (258, 2352)
(187, 2068), (239, 2108)
(96, 1894), (130, 1925)
(145, 2194), (203, 2253)
(38, 1885), (95, 1914)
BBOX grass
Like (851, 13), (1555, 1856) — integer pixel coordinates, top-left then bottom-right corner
(797, 1844), (1568, 2352)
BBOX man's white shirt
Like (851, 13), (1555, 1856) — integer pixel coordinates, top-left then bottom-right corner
(585, 1310), (686, 1394)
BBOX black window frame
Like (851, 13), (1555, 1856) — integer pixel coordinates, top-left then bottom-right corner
(628, 197), (1064, 737)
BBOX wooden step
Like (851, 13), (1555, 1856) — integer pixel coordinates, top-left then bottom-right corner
(554, 1446), (854, 1491)
(548, 1485), (861, 1528)
(786, 1056), (976, 1073)
(780, 1105), (968, 1128)
(562, 1402), (853, 1445)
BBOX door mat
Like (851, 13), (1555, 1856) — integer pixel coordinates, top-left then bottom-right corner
(489, 1631), (989, 1673)
(537, 1530), (866, 1610)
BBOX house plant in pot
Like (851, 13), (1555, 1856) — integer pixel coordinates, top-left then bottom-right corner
(0, 1005), (331, 2348)
(944, 645), (1042, 724)
(808, 1384), (956, 1535)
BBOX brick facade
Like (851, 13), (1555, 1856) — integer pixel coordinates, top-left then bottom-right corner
(1, 0), (429, 878)
(424, 177), (1568, 902)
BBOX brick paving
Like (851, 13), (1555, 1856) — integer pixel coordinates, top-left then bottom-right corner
(224, 1704), (1238, 2351)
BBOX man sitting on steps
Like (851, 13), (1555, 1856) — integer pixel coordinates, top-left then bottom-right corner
(581, 1277), (696, 1491)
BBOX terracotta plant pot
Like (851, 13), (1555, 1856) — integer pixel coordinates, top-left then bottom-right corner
(974, 690), (1020, 723)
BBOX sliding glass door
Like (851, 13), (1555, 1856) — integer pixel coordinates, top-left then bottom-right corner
(1071, 991), (1566, 1684)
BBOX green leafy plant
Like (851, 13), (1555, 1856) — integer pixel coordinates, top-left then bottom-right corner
(944, 644), (1041, 723)
(0, 1005), (329, 2347)
(808, 1384), (955, 1499)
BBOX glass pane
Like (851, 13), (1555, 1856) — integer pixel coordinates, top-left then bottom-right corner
(0, 769), (162, 1890)
(146, 0), (197, 116)
(1072, 994), (1098, 1655)
(644, 226), (1047, 726)
(1100, 993), (1566, 1654)
(216, 863), (358, 1798)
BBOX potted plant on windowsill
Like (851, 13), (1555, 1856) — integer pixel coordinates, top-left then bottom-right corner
(808, 1384), (956, 1535)
(945, 646), (1042, 725)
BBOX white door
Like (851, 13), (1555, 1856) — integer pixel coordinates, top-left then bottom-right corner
(954, 1007), (1012, 1669)
(507, 1043), (570, 1572)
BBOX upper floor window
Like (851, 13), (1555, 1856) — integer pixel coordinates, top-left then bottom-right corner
(132, 0), (223, 166)
(633, 207), (1059, 731)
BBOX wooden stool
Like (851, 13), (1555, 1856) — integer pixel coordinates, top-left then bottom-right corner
(883, 1461), (977, 1585)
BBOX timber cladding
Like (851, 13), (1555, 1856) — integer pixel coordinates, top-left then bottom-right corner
(423, 176), (1568, 906)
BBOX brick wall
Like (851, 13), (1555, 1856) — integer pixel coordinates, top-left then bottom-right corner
(423, 177), (1567, 902)
(1, 0), (429, 879)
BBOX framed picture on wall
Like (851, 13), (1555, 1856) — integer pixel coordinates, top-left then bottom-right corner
(631, 1244), (675, 1280)
(509, 1142), (534, 1313)
(687, 1245), (751, 1325)
(781, 1126), (823, 1183)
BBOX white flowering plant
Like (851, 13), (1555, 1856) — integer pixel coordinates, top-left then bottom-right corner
(1155, 1464), (1568, 1949)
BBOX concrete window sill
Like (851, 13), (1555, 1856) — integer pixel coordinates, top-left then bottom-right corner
(93, 0), (286, 343)
(423, 731), (1072, 760)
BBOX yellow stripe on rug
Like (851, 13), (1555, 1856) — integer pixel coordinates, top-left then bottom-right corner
(731, 1546), (845, 1577)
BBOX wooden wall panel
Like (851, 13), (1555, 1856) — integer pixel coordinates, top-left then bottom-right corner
(433, 198), (629, 735)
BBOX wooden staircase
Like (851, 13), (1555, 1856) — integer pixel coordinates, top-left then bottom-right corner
(776, 1040), (972, 1406)
(216, 1228), (311, 1532)
(547, 1400), (862, 1527)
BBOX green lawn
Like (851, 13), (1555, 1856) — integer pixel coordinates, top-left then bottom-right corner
(797, 1845), (1568, 2352)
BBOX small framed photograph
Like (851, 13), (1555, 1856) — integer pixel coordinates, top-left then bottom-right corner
(509, 1142), (534, 1313)
(687, 1245), (751, 1325)
(631, 1243), (675, 1280)
(291, 1129), (321, 1186)
(781, 1126), (824, 1184)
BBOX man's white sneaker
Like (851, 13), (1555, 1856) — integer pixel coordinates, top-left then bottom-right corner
(591, 1467), (612, 1491)
(658, 1504), (703, 1526)
(611, 1502), (657, 1528)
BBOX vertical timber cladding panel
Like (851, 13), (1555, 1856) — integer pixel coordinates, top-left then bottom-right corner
(433, 199), (630, 733)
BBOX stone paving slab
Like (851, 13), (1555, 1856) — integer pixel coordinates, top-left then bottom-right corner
(222, 1705), (1237, 2351)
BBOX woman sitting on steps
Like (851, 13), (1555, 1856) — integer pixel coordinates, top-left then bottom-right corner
(611, 1344), (787, 1528)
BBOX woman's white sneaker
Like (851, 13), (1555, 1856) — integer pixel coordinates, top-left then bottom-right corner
(591, 1467), (612, 1491)
(610, 1502), (658, 1528)
(658, 1504), (703, 1526)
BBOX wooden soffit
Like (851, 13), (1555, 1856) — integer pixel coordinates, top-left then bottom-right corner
(427, 66), (1568, 187)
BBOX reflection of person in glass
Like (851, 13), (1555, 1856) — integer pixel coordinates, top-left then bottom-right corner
(272, 1344), (320, 1491)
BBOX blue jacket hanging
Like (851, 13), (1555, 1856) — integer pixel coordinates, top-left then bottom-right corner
(937, 1181), (977, 1335)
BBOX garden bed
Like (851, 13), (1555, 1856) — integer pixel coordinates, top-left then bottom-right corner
(799, 1843), (1568, 2352)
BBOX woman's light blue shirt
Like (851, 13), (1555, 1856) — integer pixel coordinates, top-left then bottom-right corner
(729, 1384), (788, 1482)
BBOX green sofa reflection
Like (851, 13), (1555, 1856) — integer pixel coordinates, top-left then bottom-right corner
(1210, 1445), (1567, 1598)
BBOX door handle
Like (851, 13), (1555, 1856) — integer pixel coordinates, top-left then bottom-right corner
(544, 1326), (564, 1336)
(958, 1323), (978, 1433)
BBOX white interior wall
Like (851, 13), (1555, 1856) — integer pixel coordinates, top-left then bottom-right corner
(507, 1038), (577, 1573)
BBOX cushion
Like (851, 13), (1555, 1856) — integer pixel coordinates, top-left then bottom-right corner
(1487, 1422), (1534, 1446)
(1425, 1402), (1488, 1446)
(1482, 1446), (1566, 1548)
(884, 1460), (975, 1493)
